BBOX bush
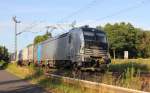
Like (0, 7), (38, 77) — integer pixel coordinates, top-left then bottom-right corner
(0, 60), (8, 69)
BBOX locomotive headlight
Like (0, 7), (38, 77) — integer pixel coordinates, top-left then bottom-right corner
(98, 57), (104, 64)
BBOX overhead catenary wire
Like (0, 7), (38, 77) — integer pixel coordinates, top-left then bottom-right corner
(44, 0), (149, 33)
(19, 0), (149, 34)
(20, 20), (46, 33)
(19, 0), (101, 33)
(87, 0), (150, 24)
(53, 0), (104, 31)
(57, 0), (102, 23)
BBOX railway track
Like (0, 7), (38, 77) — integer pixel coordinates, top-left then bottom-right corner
(47, 68), (150, 82)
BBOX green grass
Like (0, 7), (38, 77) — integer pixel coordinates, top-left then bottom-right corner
(38, 77), (83, 93)
(6, 63), (30, 79)
(6, 63), (86, 93)
(109, 59), (150, 72)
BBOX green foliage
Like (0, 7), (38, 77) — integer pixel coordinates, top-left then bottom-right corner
(97, 22), (150, 58)
(34, 32), (52, 44)
(0, 60), (5, 66)
(0, 60), (8, 69)
(0, 60), (5, 69)
(136, 31), (150, 57)
(0, 46), (9, 62)
(27, 43), (33, 47)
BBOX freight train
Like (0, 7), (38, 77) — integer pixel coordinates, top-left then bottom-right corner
(10, 26), (111, 71)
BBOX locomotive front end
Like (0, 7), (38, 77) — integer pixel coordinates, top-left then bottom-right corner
(79, 26), (111, 71)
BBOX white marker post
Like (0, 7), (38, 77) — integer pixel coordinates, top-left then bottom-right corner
(124, 51), (128, 59)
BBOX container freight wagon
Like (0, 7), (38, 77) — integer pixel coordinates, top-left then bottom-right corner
(10, 51), (21, 62)
(34, 33), (71, 67)
(22, 47), (28, 63)
(34, 44), (42, 65)
(10, 53), (16, 62)
(27, 44), (34, 63)
(17, 50), (23, 65)
(16, 44), (34, 65)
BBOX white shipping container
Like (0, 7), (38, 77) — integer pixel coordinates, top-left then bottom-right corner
(22, 47), (28, 61)
(28, 44), (34, 61)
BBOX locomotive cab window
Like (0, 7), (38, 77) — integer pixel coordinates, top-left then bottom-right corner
(96, 33), (106, 43)
(83, 31), (95, 41)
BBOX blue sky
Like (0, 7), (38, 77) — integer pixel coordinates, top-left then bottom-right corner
(0, 0), (150, 52)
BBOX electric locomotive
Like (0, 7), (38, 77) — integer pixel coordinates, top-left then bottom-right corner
(34, 26), (111, 71)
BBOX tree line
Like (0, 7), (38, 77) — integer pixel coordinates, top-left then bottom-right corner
(97, 22), (150, 58)
(34, 31), (52, 45)
(0, 46), (9, 62)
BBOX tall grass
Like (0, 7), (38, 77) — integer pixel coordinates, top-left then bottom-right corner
(6, 63), (30, 78)
(38, 77), (84, 93)
(109, 59), (150, 72)
(106, 59), (150, 91)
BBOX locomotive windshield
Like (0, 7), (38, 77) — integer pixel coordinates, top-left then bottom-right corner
(83, 31), (95, 41)
(83, 29), (108, 50)
(83, 31), (107, 43)
(96, 33), (107, 43)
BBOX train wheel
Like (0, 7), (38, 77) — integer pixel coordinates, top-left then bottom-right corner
(72, 63), (77, 71)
